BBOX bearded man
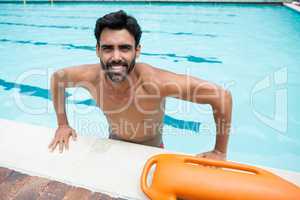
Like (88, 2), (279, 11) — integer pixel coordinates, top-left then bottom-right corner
(48, 10), (232, 161)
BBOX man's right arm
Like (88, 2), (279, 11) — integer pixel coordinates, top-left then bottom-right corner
(48, 64), (99, 153)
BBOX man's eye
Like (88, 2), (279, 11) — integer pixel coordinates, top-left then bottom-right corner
(120, 46), (131, 51)
(102, 47), (112, 52)
(101, 45), (111, 49)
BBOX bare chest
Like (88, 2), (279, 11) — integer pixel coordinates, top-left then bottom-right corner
(91, 84), (165, 122)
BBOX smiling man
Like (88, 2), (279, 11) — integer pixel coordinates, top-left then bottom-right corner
(48, 10), (232, 161)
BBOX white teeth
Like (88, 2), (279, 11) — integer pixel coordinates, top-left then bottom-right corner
(110, 66), (125, 73)
(111, 66), (123, 69)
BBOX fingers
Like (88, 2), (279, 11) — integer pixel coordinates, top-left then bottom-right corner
(59, 140), (64, 153)
(64, 136), (70, 151)
(71, 130), (77, 141)
(48, 138), (56, 149)
(49, 139), (59, 152)
(196, 153), (207, 158)
(59, 136), (70, 153)
(64, 130), (77, 151)
(49, 128), (77, 153)
(48, 137), (66, 153)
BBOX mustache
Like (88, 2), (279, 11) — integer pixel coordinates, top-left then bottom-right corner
(107, 60), (128, 67)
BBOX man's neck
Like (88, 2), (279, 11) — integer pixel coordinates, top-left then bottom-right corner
(104, 71), (138, 94)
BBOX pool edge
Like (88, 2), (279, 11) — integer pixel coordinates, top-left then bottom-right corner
(0, 0), (291, 4)
(284, 2), (300, 12)
(0, 118), (299, 200)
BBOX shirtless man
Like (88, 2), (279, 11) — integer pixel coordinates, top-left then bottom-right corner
(48, 10), (232, 161)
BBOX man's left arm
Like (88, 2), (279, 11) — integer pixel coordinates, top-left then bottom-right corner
(158, 70), (232, 160)
(197, 83), (232, 161)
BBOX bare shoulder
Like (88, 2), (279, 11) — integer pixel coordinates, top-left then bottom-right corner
(136, 62), (177, 83)
(135, 63), (179, 94)
(58, 63), (100, 83)
(79, 63), (100, 82)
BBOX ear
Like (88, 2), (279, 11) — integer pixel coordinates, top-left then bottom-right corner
(96, 43), (100, 58)
(135, 44), (141, 59)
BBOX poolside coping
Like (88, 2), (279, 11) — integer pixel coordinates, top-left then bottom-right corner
(284, 2), (300, 12)
(0, 119), (299, 199)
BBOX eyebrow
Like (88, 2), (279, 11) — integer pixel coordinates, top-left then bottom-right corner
(100, 44), (133, 49)
(119, 44), (133, 49)
(100, 44), (113, 49)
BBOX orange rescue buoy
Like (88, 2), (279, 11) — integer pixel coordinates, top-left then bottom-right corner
(141, 154), (300, 200)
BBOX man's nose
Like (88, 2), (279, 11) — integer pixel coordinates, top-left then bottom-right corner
(112, 49), (121, 61)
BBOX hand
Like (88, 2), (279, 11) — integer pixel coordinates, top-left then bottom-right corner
(196, 150), (226, 161)
(48, 125), (77, 153)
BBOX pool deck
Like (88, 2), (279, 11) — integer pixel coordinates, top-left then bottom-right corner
(0, 167), (125, 200)
(1, 0), (300, 11)
(284, 2), (300, 12)
(0, 118), (300, 199)
(0, 119), (168, 200)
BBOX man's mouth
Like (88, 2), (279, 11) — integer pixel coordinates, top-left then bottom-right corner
(109, 65), (127, 73)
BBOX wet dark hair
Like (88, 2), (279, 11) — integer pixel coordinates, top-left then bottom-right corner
(94, 10), (142, 47)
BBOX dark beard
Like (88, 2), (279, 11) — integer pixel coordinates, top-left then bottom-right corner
(100, 58), (136, 83)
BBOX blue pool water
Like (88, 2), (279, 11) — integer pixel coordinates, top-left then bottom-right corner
(0, 2), (300, 171)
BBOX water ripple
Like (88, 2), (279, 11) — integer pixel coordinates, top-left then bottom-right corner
(0, 38), (222, 64)
(0, 22), (90, 30)
(0, 21), (217, 38)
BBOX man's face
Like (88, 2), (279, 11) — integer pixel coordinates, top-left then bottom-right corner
(96, 28), (141, 83)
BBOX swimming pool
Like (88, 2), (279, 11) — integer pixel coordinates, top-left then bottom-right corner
(0, 2), (300, 172)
